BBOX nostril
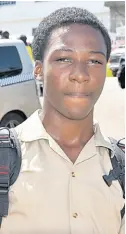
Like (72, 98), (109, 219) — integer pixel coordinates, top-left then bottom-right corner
(69, 64), (90, 83)
(69, 73), (89, 83)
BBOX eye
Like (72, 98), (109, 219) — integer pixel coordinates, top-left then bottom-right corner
(88, 60), (103, 65)
(55, 57), (72, 63)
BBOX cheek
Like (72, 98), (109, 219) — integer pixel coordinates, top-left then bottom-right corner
(89, 69), (106, 97)
(90, 66), (106, 84)
(44, 64), (69, 90)
(89, 65), (106, 76)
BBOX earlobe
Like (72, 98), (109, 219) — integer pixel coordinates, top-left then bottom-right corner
(33, 60), (43, 81)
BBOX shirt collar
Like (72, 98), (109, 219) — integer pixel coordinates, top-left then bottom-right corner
(16, 109), (113, 152)
(94, 121), (114, 152)
(16, 109), (49, 142)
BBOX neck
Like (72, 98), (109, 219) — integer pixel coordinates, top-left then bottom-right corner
(41, 98), (94, 147)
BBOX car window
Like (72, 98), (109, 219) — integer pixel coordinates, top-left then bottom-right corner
(0, 46), (22, 78)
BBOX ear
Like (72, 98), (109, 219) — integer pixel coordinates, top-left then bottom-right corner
(33, 60), (43, 81)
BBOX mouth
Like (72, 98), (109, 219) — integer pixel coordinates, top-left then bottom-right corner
(65, 92), (91, 98)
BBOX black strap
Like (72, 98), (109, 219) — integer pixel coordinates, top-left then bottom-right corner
(9, 128), (22, 186)
(109, 137), (125, 199)
(103, 137), (125, 219)
(0, 128), (22, 227)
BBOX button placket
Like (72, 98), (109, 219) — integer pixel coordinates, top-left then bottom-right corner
(71, 170), (78, 220)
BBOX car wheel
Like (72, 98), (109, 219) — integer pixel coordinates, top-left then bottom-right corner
(0, 113), (25, 128)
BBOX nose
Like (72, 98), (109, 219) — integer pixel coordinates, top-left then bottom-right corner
(69, 62), (90, 83)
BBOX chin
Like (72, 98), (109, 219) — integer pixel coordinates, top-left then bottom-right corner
(62, 98), (93, 120)
(64, 108), (93, 120)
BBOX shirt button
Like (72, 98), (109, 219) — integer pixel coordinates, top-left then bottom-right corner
(73, 213), (78, 218)
(72, 172), (75, 177)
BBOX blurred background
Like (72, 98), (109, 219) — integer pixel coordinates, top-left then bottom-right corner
(0, 1), (125, 139)
(0, 1), (125, 43)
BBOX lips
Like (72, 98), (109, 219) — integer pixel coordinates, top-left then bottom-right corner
(65, 92), (91, 97)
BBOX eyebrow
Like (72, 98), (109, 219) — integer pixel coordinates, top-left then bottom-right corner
(54, 48), (106, 57)
(54, 48), (73, 52)
(89, 51), (106, 57)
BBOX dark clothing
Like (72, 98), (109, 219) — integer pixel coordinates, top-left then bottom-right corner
(118, 64), (125, 89)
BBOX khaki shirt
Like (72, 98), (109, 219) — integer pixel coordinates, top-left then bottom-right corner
(0, 110), (125, 234)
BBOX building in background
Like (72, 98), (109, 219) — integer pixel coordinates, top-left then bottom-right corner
(0, 1), (124, 47)
(0, 1), (110, 41)
(104, 1), (125, 32)
(104, 1), (125, 47)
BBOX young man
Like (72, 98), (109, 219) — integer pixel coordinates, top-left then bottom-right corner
(0, 7), (124, 234)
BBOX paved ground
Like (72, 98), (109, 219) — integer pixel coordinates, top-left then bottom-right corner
(40, 77), (125, 140)
(94, 77), (124, 139)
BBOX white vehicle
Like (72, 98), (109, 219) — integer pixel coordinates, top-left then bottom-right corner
(108, 47), (125, 77)
(0, 39), (41, 128)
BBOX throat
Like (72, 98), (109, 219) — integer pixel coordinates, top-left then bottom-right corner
(56, 141), (86, 163)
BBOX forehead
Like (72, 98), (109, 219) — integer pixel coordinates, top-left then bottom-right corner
(47, 23), (106, 53)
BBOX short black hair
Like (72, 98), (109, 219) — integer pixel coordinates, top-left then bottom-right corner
(2, 31), (9, 39)
(32, 7), (111, 62)
(19, 35), (27, 45)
